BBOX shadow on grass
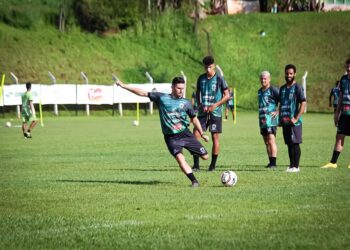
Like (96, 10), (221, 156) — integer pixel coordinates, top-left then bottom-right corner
(56, 179), (170, 185)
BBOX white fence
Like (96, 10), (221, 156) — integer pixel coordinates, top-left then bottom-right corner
(0, 83), (172, 116)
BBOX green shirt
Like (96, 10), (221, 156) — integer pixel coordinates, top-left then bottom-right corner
(258, 86), (279, 128)
(21, 91), (33, 116)
(339, 74), (350, 115)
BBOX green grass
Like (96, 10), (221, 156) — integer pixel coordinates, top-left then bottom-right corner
(1, 112), (350, 249)
(1, 11), (350, 111)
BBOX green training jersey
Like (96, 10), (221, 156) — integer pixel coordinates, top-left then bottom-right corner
(196, 73), (228, 118)
(339, 74), (350, 115)
(148, 92), (195, 135)
(21, 91), (33, 116)
(279, 83), (306, 127)
(258, 86), (279, 128)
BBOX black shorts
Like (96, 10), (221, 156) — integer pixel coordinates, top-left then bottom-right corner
(260, 126), (277, 136)
(164, 129), (208, 157)
(337, 114), (350, 136)
(198, 114), (222, 133)
(226, 105), (234, 111)
(282, 124), (302, 145)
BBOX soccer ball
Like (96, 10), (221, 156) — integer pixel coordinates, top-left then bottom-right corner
(221, 170), (238, 187)
(5, 121), (11, 128)
(133, 120), (139, 126)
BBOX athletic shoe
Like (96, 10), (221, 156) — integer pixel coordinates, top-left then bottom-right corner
(348, 164), (350, 169)
(23, 132), (32, 139)
(291, 167), (300, 173)
(267, 165), (277, 170)
(321, 162), (337, 169)
(208, 165), (216, 172)
(191, 181), (200, 188)
(286, 167), (294, 172)
(192, 167), (200, 172)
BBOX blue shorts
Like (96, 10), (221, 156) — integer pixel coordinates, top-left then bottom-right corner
(198, 114), (222, 133)
(164, 129), (208, 157)
(260, 126), (277, 136)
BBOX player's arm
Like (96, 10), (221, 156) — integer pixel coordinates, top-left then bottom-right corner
(208, 88), (230, 113)
(292, 101), (306, 124)
(116, 79), (148, 97)
(329, 90), (333, 107)
(191, 116), (209, 142)
(334, 93), (342, 126)
(29, 100), (36, 115)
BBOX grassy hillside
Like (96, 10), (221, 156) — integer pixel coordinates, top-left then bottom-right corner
(0, 11), (349, 111)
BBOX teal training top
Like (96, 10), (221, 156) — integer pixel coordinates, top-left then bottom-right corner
(148, 92), (195, 135)
(258, 86), (279, 128)
(330, 87), (340, 107)
(196, 73), (228, 117)
(340, 74), (350, 115)
(279, 83), (306, 127)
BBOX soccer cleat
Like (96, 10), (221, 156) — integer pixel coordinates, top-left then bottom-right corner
(291, 167), (300, 173)
(192, 167), (200, 172)
(321, 162), (337, 169)
(191, 180), (200, 188)
(286, 167), (294, 173)
(348, 164), (350, 169)
(208, 165), (216, 172)
(267, 165), (277, 170)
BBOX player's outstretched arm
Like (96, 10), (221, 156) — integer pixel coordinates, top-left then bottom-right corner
(115, 79), (148, 97)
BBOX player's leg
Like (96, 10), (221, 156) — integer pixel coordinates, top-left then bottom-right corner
(322, 114), (350, 168)
(231, 107), (235, 121)
(208, 116), (222, 171)
(192, 115), (207, 171)
(175, 153), (200, 187)
(225, 107), (228, 120)
(283, 126), (294, 172)
(22, 122), (28, 137)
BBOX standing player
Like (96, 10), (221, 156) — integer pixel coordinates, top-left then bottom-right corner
(193, 56), (230, 172)
(321, 58), (350, 169)
(224, 87), (235, 122)
(21, 82), (37, 138)
(279, 64), (307, 173)
(116, 76), (209, 187)
(329, 80), (340, 113)
(258, 71), (279, 169)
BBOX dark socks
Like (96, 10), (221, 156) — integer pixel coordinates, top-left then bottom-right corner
(186, 173), (197, 182)
(331, 150), (340, 164)
(193, 155), (199, 169)
(209, 154), (218, 168)
(269, 157), (277, 166)
(288, 144), (301, 168)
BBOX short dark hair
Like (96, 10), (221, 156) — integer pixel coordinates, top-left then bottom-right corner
(345, 58), (350, 65)
(285, 64), (296, 73)
(172, 76), (185, 86)
(25, 82), (32, 90)
(203, 56), (214, 66)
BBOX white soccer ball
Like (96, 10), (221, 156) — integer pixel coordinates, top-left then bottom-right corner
(221, 170), (238, 187)
(133, 120), (139, 126)
(5, 121), (12, 128)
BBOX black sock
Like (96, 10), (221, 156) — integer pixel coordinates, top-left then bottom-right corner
(210, 154), (218, 167)
(293, 144), (301, 168)
(288, 145), (295, 167)
(331, 150), (340, 164)
(28, 130), (31, 133)
(270, 157), (276, 166)
(193, 155), (199, 169)
(186, 173), (197, 182)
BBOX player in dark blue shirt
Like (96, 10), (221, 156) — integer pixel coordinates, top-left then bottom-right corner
(116, 77), (209, 187)
(322, 58), (350, 169)
(278, 64), (307, 173)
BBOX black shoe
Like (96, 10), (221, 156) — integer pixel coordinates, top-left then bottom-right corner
(191, 180), (200, 188)
(208, 165), (216, 172)
(24, 132), (32, 138)
(192, 167), (200, 172)
(266, 164), (276, 169)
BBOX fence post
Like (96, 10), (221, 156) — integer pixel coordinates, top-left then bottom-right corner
(80, 72), (89, 116)
(216, 65), (224, 76)
(302, 71), (308, 113)
(145, 72), (153, 115)
(10, 72), (21, 119)
(112, 74), (123, 117)
(181, 71), (187, 98)
(48, 71), (58, 116)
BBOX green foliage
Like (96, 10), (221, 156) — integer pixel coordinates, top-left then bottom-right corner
(0, 114), (350, 248)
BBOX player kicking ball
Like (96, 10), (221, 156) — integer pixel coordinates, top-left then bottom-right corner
(116, 76), (209, 187)
(21, 82), (38, 138)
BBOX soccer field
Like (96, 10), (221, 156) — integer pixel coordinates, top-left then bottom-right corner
(0, 112), (349, 249)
